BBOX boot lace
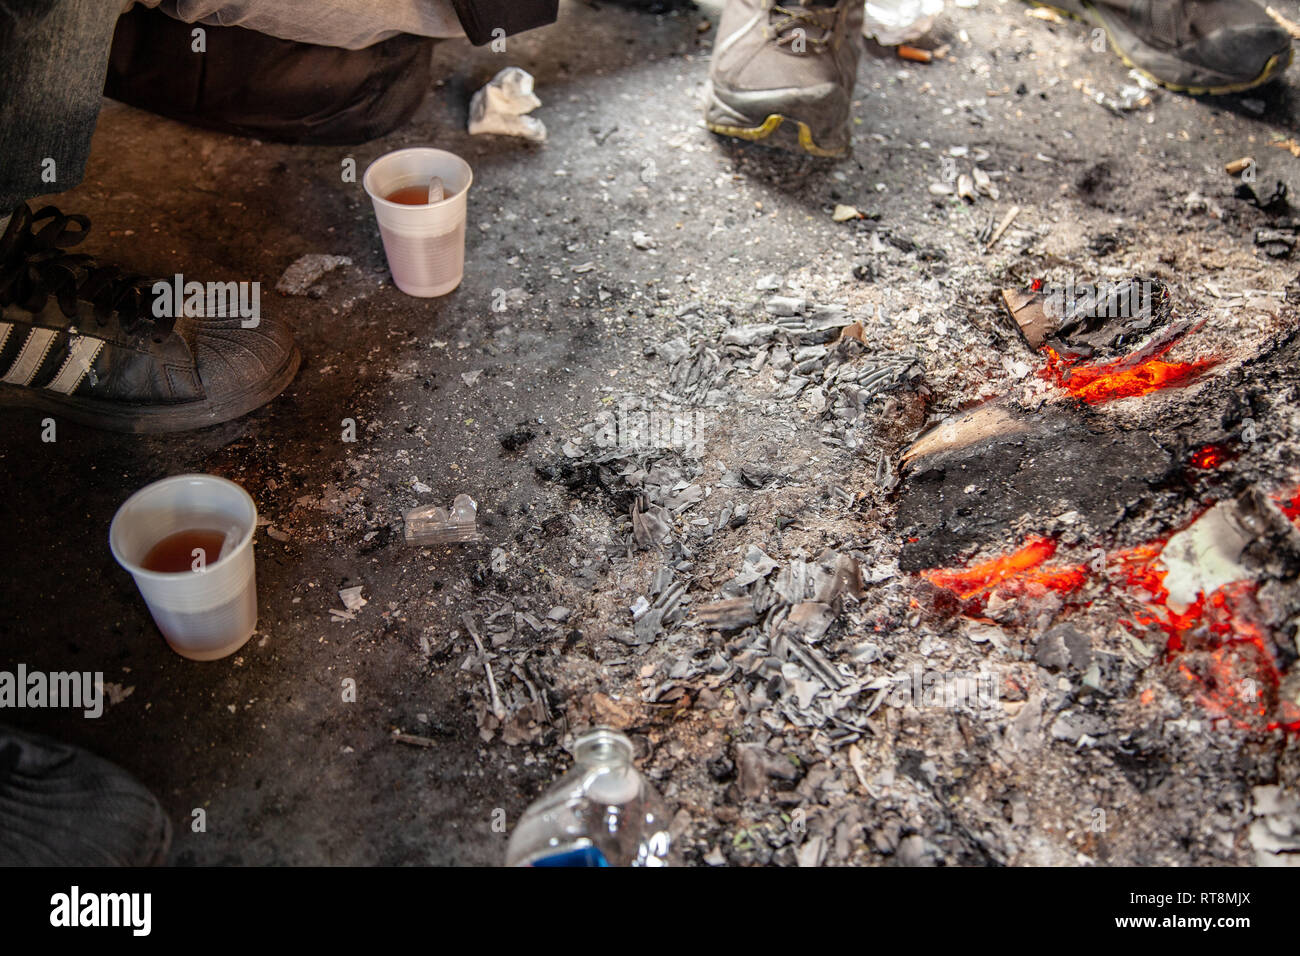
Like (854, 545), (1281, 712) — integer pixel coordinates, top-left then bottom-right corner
(770, 3), (841, 51)
(0, 204), (171, 337)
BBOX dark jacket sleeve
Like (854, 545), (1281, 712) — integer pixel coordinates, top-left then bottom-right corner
(448, 0), (560, 45)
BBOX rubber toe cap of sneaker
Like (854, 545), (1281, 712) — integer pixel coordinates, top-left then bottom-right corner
(188, 314), (298, 399)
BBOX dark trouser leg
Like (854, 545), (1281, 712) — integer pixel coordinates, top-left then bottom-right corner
(449, 0), (559, 45)
(0, 0), (124, 210)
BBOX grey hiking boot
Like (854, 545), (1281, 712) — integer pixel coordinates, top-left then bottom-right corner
(705, 0), (864, 158)
(0, 725), (171, 865)
(0, 202), (301, 433)
(1032, 0), (1292, 94)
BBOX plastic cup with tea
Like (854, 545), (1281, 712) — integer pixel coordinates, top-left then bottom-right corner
(109, 474), (259, 661)
(363, 147), (473, 297)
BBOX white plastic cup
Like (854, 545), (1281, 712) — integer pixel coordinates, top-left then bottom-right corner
(109, 474), (258, 662)
(363, 147), (474, 297)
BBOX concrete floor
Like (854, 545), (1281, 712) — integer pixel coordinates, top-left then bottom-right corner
(5, 0), (1300, 865)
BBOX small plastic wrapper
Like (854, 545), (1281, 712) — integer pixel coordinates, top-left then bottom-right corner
(863, 0), (943, 46)
(468, 67), (547, 143)
(403, 494), (480, 546)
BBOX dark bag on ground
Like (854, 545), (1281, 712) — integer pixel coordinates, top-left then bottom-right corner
(103, 6), (435, 146)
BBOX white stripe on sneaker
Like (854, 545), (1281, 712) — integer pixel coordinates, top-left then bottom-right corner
(46, 334), (104, 394)
(715, 6), (768, 58)
(1, 327), (58, 386)
(0, 322), (11, 357)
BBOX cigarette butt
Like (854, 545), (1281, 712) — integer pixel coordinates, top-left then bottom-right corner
(1225, 157), (1255, 176)
(898, 45), (933, 63)
(1267, 5), (1300, 39)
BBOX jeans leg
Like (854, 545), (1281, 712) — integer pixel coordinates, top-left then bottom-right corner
(0, 1), (124, 210)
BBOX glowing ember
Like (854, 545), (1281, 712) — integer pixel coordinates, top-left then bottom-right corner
(1040, 344), (1219, 405)
(1179, 593), (1300, 733)
(1188, 443), (1231, 470)
(1106, 547), (1298, 733)
(1278, 487), (1300, 521)
(1121, 567), (1295, 732)
(920, 522), (1298, 735)
(922, 535), (1062, 600)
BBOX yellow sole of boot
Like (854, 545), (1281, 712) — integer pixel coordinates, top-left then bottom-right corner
(705, 112), (849, 158)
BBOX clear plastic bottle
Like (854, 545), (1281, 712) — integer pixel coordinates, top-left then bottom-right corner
(505, 728), (673, 867)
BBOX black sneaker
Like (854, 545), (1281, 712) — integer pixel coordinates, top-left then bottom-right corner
(1031, 0), (1292, 94)
(0, 203), (300, 433)
(0, 725), (171, 865)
